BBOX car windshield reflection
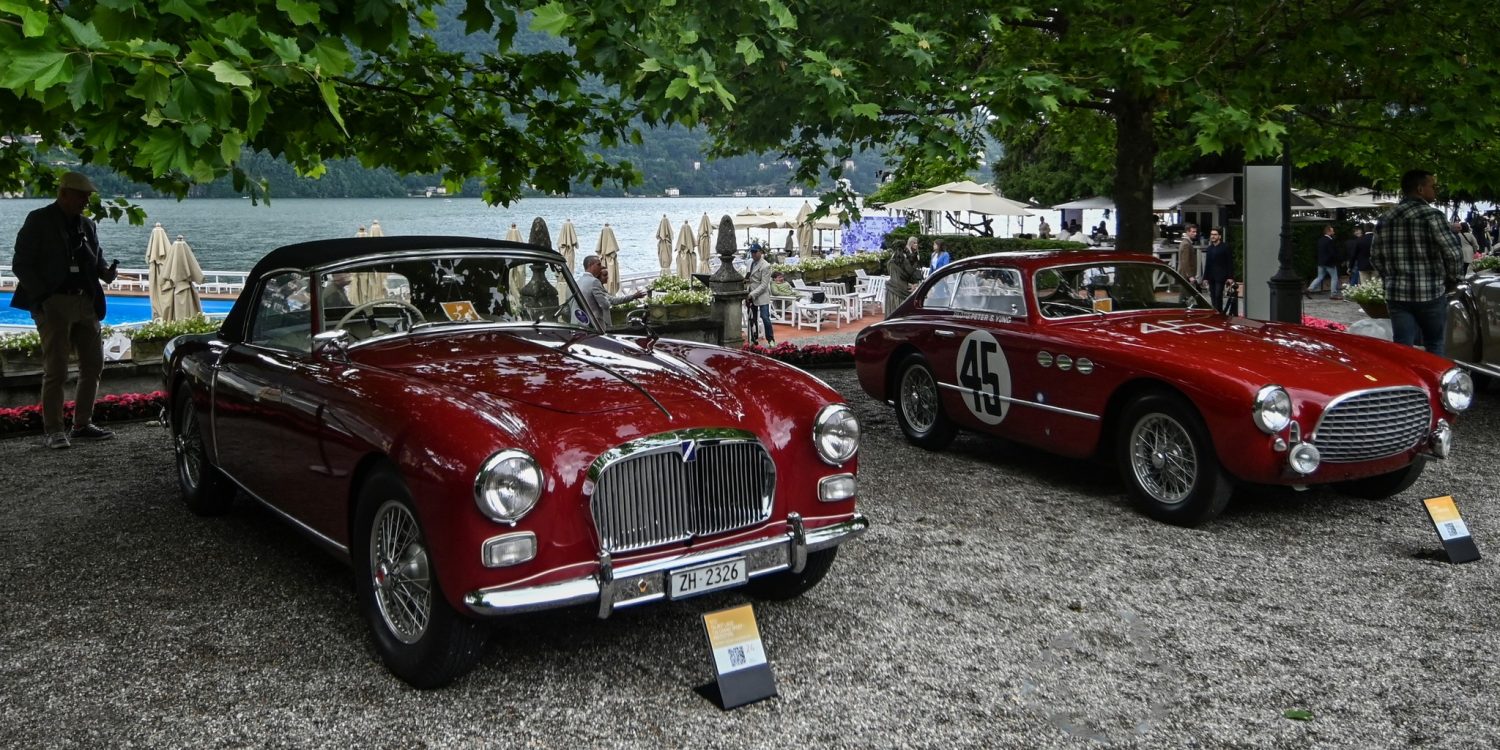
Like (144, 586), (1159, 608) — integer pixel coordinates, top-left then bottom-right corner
(1034, 261), (1211, 319)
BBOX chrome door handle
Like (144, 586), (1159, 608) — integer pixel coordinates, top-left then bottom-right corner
(934, 329), (957, 338)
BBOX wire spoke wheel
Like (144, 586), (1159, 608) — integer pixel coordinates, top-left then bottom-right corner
(1129, 413), (1197, 506)
(900, 364), (939, 433)
(175, 399), (202, 491)
(370, 499), (432, 645)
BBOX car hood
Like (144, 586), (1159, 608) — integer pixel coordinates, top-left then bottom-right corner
(353, 328), (726, 415)
(1078, 313), (1422, 387)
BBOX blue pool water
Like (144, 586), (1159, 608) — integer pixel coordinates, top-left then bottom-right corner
(0, 291), (235, 327)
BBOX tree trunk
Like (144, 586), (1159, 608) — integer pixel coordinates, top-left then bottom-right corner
(1112, 98), (1157, 251)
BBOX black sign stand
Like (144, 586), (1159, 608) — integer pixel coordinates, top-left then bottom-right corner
(698, 604), (777, 710)
(1423, 496), (1482, 564)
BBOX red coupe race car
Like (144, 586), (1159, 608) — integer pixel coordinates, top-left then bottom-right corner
(165, 236), (866, 687)
(856, 250), (1472, 526)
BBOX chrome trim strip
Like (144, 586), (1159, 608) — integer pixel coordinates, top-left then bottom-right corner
(463, 514), (869, 617)
(938, 382), (1101, 421)
(1455, 359), (1500, 380)
(223, 474), (350, 557)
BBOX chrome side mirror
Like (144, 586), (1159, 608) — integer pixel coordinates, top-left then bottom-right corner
(313, 329), (352, 362)
(626, 307), (658, 353)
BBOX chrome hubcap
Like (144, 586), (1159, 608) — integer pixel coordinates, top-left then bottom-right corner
(1129, 413), (1196, 505)
(370, 500), (431, 644)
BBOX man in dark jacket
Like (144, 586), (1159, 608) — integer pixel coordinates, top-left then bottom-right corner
(1306, 225), (1341, 299)
(9, 172), (119, 449)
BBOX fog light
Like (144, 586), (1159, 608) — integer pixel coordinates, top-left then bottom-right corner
(1288, 443), (1321, 475)
(1430, 420), (1452, 458)
(818, 473), (857, 502)
(481, 532), (537, 568)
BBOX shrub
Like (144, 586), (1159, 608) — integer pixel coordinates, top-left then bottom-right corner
(1341, 278), (1384, 304)
(0, 330), (43, 356)
(128, 315), (221, 342)
(1473, 255), (1500, 273)
(742, 341), (854, 367)
(1302, 315), (1348, 332)
(0, 391), (166, 435)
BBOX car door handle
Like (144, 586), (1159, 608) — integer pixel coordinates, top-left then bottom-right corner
(934, 329), (957, 338)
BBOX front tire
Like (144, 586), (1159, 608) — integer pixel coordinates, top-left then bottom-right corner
(893, 354), (957, 450)
(353, 467), (488, 689)
(1333, 456), (1426, 499)
(746, 548), (838, 601)
(172, 388), (235, 515)
(1116, 393), (1233, 526)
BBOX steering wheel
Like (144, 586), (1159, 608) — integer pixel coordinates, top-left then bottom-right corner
(1040, 300), (1098, 317)
(336, 299), (426, 339)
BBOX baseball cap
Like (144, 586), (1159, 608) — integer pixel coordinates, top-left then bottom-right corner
(750, 244), (763, 253)
(59, 171), (98, 193)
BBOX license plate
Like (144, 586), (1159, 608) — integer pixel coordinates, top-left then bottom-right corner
(668, 557), (747, 600)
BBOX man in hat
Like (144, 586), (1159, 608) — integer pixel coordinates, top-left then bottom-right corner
(9, 171), (120, 449)
(744, 243), (775, 345)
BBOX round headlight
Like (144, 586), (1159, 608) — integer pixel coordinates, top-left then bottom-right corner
(813, 404), (860, 466)
(1440, 368), (1474, 412)
(1288, 442), (1321, 475)
(474, 449), (543, 523)
(1252, 385), (1292, 434)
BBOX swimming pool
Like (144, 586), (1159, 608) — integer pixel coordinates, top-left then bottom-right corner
(0, 291), (235, 327)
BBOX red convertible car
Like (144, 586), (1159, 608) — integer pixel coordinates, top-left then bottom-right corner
(856, 250), (1472, 526)
(166, 236), (865, 687)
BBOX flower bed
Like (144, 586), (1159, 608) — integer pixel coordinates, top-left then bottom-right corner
(1302, 315), (1348, 332)
(742, 342), (855, 368)
(0, 391), (166, 436)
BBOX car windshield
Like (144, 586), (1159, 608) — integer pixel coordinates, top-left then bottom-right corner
(1033, 261), (1211, 319)
(282, 253), (589, 343)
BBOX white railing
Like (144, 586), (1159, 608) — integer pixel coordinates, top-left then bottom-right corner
(1, 265), (249, 297)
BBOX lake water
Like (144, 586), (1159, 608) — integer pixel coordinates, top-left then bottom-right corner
(0, 196), (834, 278)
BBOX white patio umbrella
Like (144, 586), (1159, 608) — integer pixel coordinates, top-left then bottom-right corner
(368, 220), (385, 237)
(162, 235), (205, 322)
(656, 214), (674, 275)
(144, 222), (171, 320)
(597, 224), (622, 294)
(675, 221), (697, 278)
(732, 207), (791, 245)
(505, 223), (523, 242)
(885, 180), (1035, 216)
(697, 213), (713, 273)
(557, 219), (580, 274)
(355, 225), (368, 238)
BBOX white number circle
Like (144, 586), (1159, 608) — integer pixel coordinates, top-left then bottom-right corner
(956, 330), (1011, 425)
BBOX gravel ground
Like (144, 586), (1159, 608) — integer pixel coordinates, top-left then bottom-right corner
(2, 339), (1495, 747)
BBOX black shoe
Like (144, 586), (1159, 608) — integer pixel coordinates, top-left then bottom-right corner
(69, 423), (115, 441)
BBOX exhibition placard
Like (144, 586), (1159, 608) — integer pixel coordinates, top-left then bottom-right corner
(700, 604), (776, 709)
(1423, 495), (1481, 564)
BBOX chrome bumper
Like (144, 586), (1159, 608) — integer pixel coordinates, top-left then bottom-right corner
(463, 513), (868, 618)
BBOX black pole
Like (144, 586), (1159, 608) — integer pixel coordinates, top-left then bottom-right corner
(1267, 127), (1304, 323)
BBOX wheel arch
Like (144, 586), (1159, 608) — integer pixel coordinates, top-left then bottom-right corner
(1095, 378), (1195, 460)
(883, 343), (923, 401)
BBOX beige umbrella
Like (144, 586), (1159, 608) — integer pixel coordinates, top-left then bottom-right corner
(368, 220), (385, 237)
(557, 219), (580, 274)
(597, 224), (622, 294)
(697, 213), (713, 273)
(145, 222), (171, 320)
(885, 179), (1035, 216)
(505, 223), (523, 242)
(656, 214), (674, 275)
(675, 221), (697, 278)
(794, 201), (816, 258)
(162, 235), (205, 322)
(355, 225), (368, 238)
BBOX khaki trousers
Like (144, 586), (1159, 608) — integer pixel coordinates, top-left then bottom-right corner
(31, 293), (103, 434)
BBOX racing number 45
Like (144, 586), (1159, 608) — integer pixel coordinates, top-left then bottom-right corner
(960, 338), (1003, 416)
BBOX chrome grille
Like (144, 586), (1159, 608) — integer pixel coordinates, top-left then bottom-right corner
(1312, 387), (1431, 463)
(589, 431), (775, 554)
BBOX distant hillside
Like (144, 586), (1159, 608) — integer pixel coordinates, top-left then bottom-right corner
(84, 5), (885, 200)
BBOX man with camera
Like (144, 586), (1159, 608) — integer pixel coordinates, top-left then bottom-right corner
(9, 171), (120, 449)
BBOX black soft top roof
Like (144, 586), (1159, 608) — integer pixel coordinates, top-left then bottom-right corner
(219, 235), (558, 342)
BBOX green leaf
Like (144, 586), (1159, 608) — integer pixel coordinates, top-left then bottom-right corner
(312, 38), (351, 76)
(851, 103), (880, 119)
(0, 50), (69, 90)
(529, 2), (571, 35)
(219, 130), (245, 164)
(207, 60), (252, 87)
(890, 21), (916, 35)
(665, 77), (692, 100)
(765, 0), (796, 29)
(66, 58), (103, 108)
(30, 52), (75, 91)
(58, 15), (105, 49)
(318, 79), (346, 132)
(212, 13), (257, 40)
(140, 129), (193, 173)
(160, 0), (205, 22)
(458, 0), (494, 35)
(9, 6), (49, 37)
(275, 0), (319, 26)
(262, 33), (302, 63)
(735, 38), (763, 65)
(639, 58), (663, 72)
(183, 121), (212, 147)
(1283, 709), (1314, 721)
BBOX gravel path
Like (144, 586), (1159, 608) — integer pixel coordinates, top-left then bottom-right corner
(1, 359), (1494, 748)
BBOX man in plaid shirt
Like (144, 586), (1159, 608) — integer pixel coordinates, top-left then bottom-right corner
(1370, 169), (1465, 355)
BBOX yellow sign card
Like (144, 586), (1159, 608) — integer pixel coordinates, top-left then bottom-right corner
(1424, 496), (1470, 541)
(440, 301), (483, 322)
(1092, 297), (1114, 312)
(703, 604), (766, 674)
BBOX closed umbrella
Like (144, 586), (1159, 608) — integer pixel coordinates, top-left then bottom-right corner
(675, 221), (696, 278)
(368, 220), (385, 237)
(349, 221), (385, 304)
(597, 224), (622, 295)
(656, 214), (674, 275)
(795, 201), (816, 258)
(355, 225), (368, 238)
(557, 219), (580, 274)
(162, 235), (205, 322)
(697, 213), (713, 273)
(145, 222), (171, 320)
(505, 223), (523, 242)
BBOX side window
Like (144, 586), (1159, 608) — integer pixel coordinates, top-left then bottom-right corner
(249, 271), (312, 353)
(920, 270), (957, 308)
(952, 269), (1027, 318)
